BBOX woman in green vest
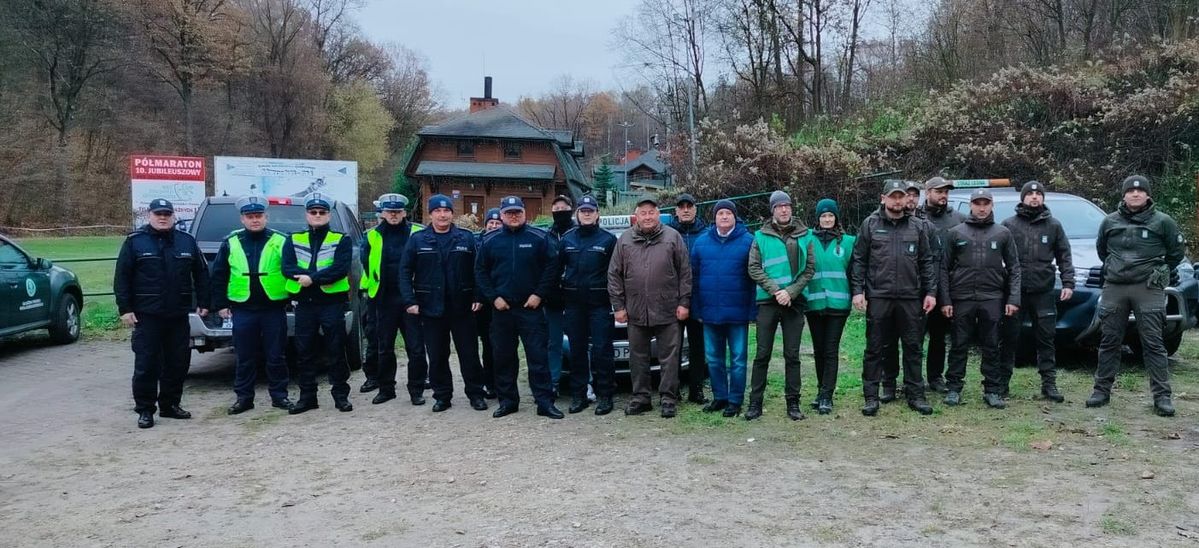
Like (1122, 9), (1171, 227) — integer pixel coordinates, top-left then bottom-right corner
(803, 198), (855, 415)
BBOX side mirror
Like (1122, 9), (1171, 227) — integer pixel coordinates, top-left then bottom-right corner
(36, 257), (53, 270)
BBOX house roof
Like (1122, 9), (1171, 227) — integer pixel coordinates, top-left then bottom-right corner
(618, 149), (669, 175)
(418, 106), (562, 141)
(414, 161), (556, 180)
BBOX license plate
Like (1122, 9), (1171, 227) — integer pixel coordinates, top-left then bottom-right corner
(613, 346), (630, 361)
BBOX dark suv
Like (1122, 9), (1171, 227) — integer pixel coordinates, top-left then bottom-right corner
(946, 187), (1198, 358)
(0, 234), (82, 344)
(186, 196), (367, 368)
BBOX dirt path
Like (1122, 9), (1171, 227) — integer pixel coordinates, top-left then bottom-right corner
(2, 338), (1198, 547)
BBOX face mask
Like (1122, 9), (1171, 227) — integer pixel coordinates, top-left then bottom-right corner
(553, 210), (573, 225)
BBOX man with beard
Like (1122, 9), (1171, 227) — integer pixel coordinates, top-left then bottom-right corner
(881, 180), (932, 400)
(1089, 175), (1185, 416)
(668, 193), (709, 404)
(999, 181), (1074, 403)
(940, 189), (1021, 409)
(851, 181), (937, 416)
(917, 177), (965, 393)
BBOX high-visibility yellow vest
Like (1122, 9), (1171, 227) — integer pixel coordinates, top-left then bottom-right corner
(226, 230), (289, 302)
(286, 230), (350, 294)
(361, 222), (424, 298)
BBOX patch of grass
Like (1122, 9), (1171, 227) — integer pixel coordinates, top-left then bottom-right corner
(1099, 514), (1137, 536)
(360, 529), (389, 542)
(1001, 420), (1048, 451)
(1100, 422), (1131, 446)
(687, 454), (717, 465)
(241, 410), (285, 432)
(16, 236), (124, 334)
(810, 524), (850, 543)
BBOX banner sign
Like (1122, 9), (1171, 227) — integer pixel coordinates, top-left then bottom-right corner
(130, 154), (206, 228)
(214, 156), (358, 209)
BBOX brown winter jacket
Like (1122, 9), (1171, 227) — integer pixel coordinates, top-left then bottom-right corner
(608, 223), (692, 327)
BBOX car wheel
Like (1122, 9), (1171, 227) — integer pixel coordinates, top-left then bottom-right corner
(49, 293), (81, 344)
(344, 314), (364, 372)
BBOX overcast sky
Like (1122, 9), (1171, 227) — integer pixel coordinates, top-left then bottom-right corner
(357, 0), (642, 106)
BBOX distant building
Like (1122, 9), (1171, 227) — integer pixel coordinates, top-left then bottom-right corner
(403, 77), (589, 219)
(596, 148), (672, 192)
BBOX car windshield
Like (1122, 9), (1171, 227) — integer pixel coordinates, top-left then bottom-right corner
(193, 204), (345, 241)
(972, 197), (1108, 240)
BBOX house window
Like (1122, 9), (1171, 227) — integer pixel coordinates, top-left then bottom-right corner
(456, 141), (475, 157)
(503, 142), (521, 159)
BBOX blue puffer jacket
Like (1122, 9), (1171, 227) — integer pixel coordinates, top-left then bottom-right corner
(690, 223), (757, 324)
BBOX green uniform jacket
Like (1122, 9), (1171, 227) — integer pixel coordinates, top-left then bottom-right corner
(1097, 200), (1185, 287)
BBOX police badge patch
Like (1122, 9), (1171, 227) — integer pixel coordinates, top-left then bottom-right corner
(1142, 229), (1149, 239)
(1041, 235), (1049, 244)
(990, 241), (997, 250)
(908, 243), (916, 253)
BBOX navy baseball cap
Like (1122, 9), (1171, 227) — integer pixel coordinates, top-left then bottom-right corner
(577, 194), (599, 212)
(636, 196), (659, 207)
(304, 192), (332, 210)
(970, 188), (994, 202)
(427, 194), (453, 212)
(485, 207), (501, 222)
(236, 195), (266, 214)
(378, 193), (408, 211)
(500, 196), (525, 213)
(148, 198), (174, 213)
(675, 193), (696, 205)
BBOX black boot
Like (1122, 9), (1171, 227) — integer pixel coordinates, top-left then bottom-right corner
(288, 398), (318, 415)
(722, 404), (742, 417)
(1085, 391), (1109, 408)
(227, 399), (255, 415)
(137, 411), (154, 429)
(333, 396), (353, 412)
(982, 393), (1006, 409)
(569, 397), (589, 414)
(359, 379), (379, 393)
(1154, 396), (1176, 417)
(702, 399), (728, 413)
(744, 401), (763, 421)
(817, 390), (833, 415)
(861, 398), (880, 416)
(785, 396), (805, 421)
(1041, 384), (1064, 403)
(687, 387), (707, 405)
(880, 385), (897, 403)
(908, 398), (933, 415)
(159, 405), (191, 419)
(372, 391), (396, 405)
(594, 397), (614, 416)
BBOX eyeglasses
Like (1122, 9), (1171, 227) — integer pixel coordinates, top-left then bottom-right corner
(306, 209), (329, 216)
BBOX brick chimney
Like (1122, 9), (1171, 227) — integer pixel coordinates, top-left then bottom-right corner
(469, 76), (499, 113)
(623, 148), (643, 163)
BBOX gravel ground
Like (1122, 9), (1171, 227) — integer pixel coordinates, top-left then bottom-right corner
(2, 337), (1198, 547)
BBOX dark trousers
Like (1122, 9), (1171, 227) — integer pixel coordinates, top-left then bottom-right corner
(476, 306), (496, 391)
(1095, 283), (1171, 398)
(491, 307), (554, 409)
(294, 301), (350, 401)
(946, 299), (1004, 395)
(627, 321), (681, 406)
(374, 296), (427, 398)
(999, 291), (1057, 388)
(361, 297), (379, 382)
(925, 306), (951, 382)
(421, 313), (486, 401)
(863, 298), (926, 401)
(679, 316), (707, 394)
(749, 303), (805, 403)
(564, 305), (616, 400)
(231, 307), (289, 403)
(806, 311), (849, 394)
(131, 314), (190, 414)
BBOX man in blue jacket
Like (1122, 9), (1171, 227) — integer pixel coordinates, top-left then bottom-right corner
(690, 200), (756, 417)
(559, 194), (618, 415)
(475, 196), (564, 419)
(400, 194), (488, 412)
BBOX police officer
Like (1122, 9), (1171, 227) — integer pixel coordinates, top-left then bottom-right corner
(1090, 175), (1185, 416)
(400, 194), (489, 412)
(475, 207), (503, 399)
(559, 194), (618, 415)
(359, 193), (427, 405)
(940, 188), (1021, 409)
(851, 181), (937, 416)
(668, 193), (709, 404)
(475, 196), (564, 419)
(114, 198), (210, 429)
(917, 177), (965, 393)
(210, 196), (292, 415)
(999, 181), (1074, 402)
(881, 180), (931, 400)
(358, 201), (384, 394)
(546, 194), (576, 396)
(282, 192), (354, 414)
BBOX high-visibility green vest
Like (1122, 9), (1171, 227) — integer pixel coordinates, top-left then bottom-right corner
(226, 230), (290, 302)
(802, 233), (855, 312)
(754, 230), (808, 301)
(286, 230), (350, 294)
(361, 222), (424, 298)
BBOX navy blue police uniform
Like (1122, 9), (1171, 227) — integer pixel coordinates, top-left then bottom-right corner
(559, 195), (618, 413)
(114, 198), (210, 427)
